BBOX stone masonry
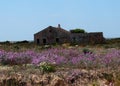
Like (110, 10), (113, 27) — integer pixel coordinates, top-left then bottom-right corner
(34, 24), (105, 45)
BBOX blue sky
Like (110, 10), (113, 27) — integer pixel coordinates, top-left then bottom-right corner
(0, 0), (120, 41)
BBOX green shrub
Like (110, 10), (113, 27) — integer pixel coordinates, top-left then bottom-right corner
(70, 28), (85, 33)
(39, 62), (55, 73)
(102, 73), (114, 82)
(82, 48), (92, 54)
(13, 45), (20, 50)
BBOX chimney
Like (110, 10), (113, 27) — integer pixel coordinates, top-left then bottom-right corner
(58, 24), (61, 28)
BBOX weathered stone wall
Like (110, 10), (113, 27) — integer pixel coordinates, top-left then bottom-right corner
(88, 32), (105, 44)
(34, 26), (70, 45)
(70, 33), (89, 44)
(34, 25), (105, 45)
(70, 32), (105, 44)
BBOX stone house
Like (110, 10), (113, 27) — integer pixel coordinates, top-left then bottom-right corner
(34, 24), (70, 45)
(34, 24), (105, 45)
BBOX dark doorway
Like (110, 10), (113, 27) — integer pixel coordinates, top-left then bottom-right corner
(43, 39), (46, 44)
(56, 38), (59, 43)
(37, 39), (40, 44)
(73, 37), (76, 42)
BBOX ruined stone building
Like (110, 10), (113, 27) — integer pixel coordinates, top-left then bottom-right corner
(34, 24), (105, 45)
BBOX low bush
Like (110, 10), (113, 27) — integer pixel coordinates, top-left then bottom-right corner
(39, 62), (56, 73)
(82, 48), (93, 54)
(70, 29), (85, 33)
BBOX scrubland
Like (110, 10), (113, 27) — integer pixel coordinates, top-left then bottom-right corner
(0, 38), (120, 86)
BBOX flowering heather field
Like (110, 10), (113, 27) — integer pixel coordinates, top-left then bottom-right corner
(0, 47), (120, 68)
(0, 46), (120, 86)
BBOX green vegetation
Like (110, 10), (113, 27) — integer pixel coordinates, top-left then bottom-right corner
(39, 62), (56, 73)
(70, 28), (86, 33)
(82, 48), (93, 54)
